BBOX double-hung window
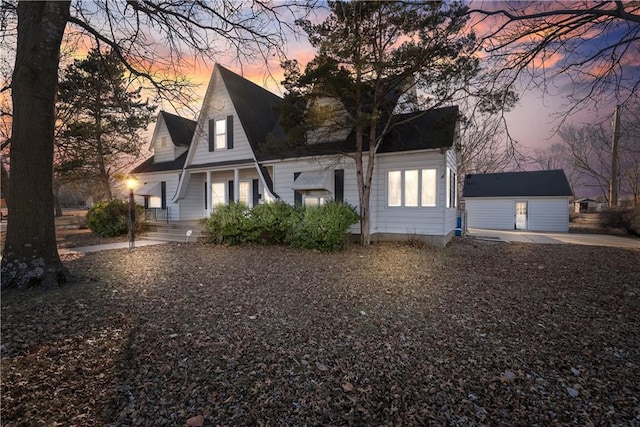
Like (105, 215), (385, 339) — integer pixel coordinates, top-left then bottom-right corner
(211, 182), (226, 207)
(215, 119), (227, 150)
(387, 169), (437, 207)
(238, 181), (251, 206)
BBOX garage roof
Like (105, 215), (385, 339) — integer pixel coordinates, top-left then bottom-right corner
(463, 170), (573, 198)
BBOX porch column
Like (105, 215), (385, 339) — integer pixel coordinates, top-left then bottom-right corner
(206, 170), (212, 216)
(234, 168), (240, 203)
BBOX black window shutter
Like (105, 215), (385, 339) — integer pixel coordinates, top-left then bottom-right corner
(294, 172), (302, 206)
(161, 181), (167, 209)
(144, 195), (149, 209)
(334, 169), (344, 202)
(208, 119), (215, 151)
(252, 179), (259, 207)
(228, 180), (234, 204)
(227, 116), (234, 149)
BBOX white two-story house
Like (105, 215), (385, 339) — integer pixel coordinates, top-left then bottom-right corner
(131, 64), (460, 246)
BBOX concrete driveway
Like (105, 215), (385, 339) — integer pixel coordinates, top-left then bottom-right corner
(466, 228), (640, 249)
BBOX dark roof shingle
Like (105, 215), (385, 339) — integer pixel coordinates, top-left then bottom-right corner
(131, 151), (189, 174)
(463, 170), (573, 198)
(217, 65), (283, 157)
(160, 111), (197, 147)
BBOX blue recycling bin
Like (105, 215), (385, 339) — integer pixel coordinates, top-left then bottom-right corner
(455, 216), (463, 236)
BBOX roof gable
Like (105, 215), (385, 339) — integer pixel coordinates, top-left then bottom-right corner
(217, 65), (283, 155)
(463, 170), (573, 198)
(161, 111), (197, 147)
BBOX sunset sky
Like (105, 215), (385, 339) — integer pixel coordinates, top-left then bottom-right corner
(2, 1), (637, 162)
(146, 0), (638, 160)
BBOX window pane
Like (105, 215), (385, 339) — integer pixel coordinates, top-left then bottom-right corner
(388, 171), (402, 207)
(405, 170), (419, 207)
(421, 169), (436, 207)
(239, 181), (251, 205)
(304, 196), (319, 207)
(211, 182), (225, 207)
(450, 170), (457, 208)
(215, 119), (226, 149)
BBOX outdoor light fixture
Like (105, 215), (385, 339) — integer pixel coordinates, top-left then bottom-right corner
(126, 176), (138, 251)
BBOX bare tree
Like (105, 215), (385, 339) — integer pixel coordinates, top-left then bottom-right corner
(0, 0), (316, 290)
(617, 104), (640, 206)
(559, 124), (612, 200)
(528, 142), (580, 194)
(471, 1), (640, 123)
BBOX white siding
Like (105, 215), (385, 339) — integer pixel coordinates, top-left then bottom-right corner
(528, 198), (569, 232)
(149, 116), (191, 164)
(270, 156), (361, 232)
(152, 120), (175, 163)
(374, 150), (454, 237)
(268, 149), (456, 239)
(180, 173), (205, 220)
(187, 70), (254, 166)
(132, 171), (182, 220)
(465, 197), (570, 232)
(465, 198), (515, 230)
(271, 156), (358, 206)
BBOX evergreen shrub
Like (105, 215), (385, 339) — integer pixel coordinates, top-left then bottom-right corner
(286, 201), (359, 251)
(86, 199), (145, 237)
(204, 201), (359, 251)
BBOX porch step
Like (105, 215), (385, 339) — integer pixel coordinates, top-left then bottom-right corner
(143, 221), (207, 243)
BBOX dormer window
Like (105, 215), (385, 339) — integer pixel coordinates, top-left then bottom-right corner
(215, 119), (226, 150)
(208, 116), (234, 151)
(159, 136), (167, 148)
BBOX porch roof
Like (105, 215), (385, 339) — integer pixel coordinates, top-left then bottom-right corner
(292, 170), (333, 192)
(135, 182), (162, 197)
(186, 158), (255, 170)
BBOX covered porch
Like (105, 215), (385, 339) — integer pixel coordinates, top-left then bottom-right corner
(178, 162), (276, 219)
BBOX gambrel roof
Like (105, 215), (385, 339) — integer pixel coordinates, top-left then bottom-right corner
(463, 170), (573, 198)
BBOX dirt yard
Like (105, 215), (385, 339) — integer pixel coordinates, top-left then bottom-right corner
(1, 237), (639, 426)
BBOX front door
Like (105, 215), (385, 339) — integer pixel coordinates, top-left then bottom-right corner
(515, 201), (528, 230)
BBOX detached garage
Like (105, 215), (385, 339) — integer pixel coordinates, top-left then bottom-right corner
(463, 170), (573, 232)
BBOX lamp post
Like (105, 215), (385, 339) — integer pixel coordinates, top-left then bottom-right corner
(126, 176), (137, 252)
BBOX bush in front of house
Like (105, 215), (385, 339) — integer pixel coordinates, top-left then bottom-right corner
(204, 202), (252, 245)
(86, 199), (145, 237)
(204, 201), (359, 251)
(247, 200), (299, 245)
(286, 201), (360, 251)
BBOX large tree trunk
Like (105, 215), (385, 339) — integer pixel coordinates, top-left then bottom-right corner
(1, 1), (71, 291)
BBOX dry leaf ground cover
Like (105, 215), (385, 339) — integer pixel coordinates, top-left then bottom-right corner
(1, 236), (639, 426)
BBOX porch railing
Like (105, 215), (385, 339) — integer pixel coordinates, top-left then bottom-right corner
(144, 207), (170, 223)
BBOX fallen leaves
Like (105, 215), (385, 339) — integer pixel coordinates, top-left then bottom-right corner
(1, 237), (639, 425)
